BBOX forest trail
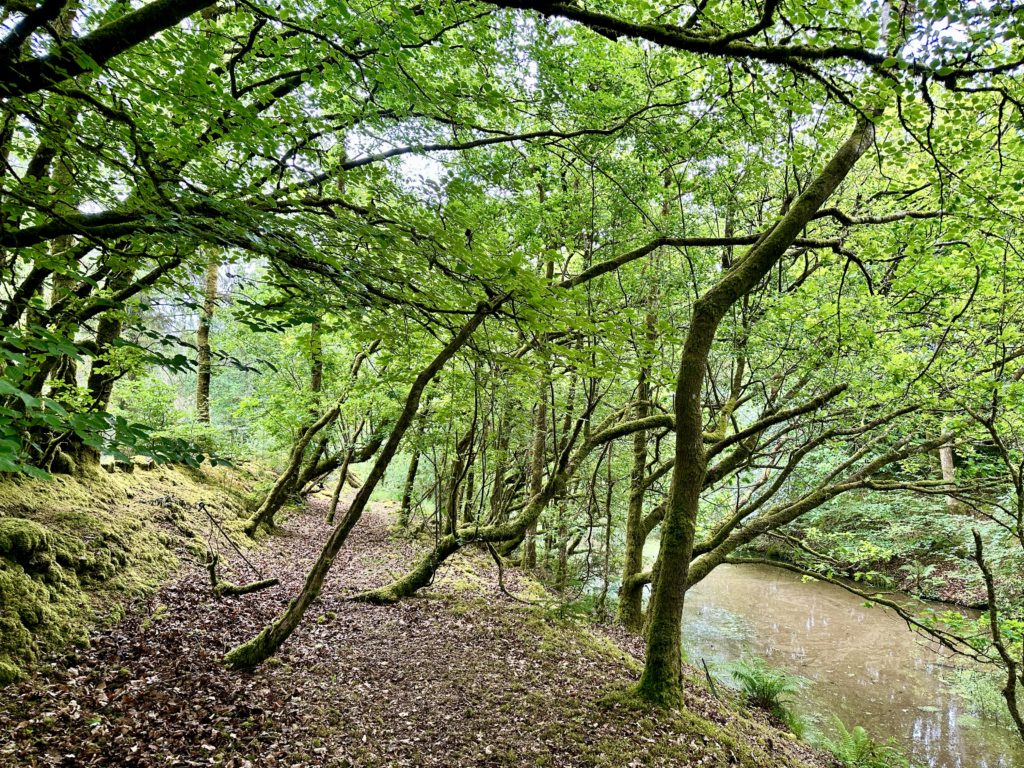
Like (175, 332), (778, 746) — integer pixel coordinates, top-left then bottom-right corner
(0, 497), (827, 768)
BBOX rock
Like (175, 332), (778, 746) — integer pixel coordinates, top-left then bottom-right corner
(99, 456), (116, 473)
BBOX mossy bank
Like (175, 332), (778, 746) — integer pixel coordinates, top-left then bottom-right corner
(0, 462), (262, 684)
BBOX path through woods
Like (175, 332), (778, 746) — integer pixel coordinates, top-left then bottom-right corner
(0, 499), (825, 767)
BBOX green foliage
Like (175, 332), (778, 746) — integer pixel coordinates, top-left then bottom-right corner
(111, 376), (179, 431)
(820, 717), (911, 768)
(1, 0), (1023, 746)
(729, 658), (806, 735)
(942, 667), (1014, 722)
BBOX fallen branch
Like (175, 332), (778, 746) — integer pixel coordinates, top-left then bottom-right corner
(206, 552), (280, 598)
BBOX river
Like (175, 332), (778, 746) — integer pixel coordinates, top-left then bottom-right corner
(680, 563), (1024, 767)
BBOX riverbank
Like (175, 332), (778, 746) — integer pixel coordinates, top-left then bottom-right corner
(683, 561), (1024, 768)
(0, 492), (833, 767)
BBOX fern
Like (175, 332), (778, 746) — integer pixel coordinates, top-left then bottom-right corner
(730, 658), (802, 711)
(729, 658), (807, 735)
(822, 716), (911, 768)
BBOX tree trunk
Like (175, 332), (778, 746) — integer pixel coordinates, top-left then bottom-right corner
(445, 429), (474, 535)
(618, 310), (656, 631)
(309, 321), (323, 395)
(595, 443), (614, 617)
(74, 269), (134, 467)
(462, 467), (476, 525)
(195, 256), (219, 423)
(555, 506), (568, 593)
(939, 438), (962, 513)
(488, 403), (513, 523)
(636, 115), (878, 706)
(523, 374), (548, 568)
(523, 256), (554, 567)
(399, 450), (420, 527)
(325, 443), (357, 525)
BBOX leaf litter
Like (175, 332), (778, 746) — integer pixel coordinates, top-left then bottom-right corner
(0, 497), (831, 767)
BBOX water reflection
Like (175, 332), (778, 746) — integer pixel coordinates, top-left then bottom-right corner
(680, 563), (1023, 767)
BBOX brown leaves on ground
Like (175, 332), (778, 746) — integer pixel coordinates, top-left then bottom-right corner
(0, 498), (830, 768)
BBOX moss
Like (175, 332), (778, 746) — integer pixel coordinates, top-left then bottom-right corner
(0, 557), (89, 676)
(223, 626), (274, 670)
(0, 518), (52, 562)
(0, 463), (253, 685)
(0, 657), (23, 684)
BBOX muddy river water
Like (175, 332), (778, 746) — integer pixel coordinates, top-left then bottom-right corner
(680, 563), (1024, 767)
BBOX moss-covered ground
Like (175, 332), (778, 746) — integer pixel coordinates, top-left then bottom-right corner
(0, 462), (260, 684)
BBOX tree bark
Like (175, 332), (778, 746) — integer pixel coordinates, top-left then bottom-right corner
(618, 309), (657, 630)
(939, 437), (962, 513)
(399, 450), (420, 527)
(523, 373), (548, 568)
(523, 255), (554, 567)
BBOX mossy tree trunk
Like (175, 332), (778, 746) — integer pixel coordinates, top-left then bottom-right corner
(445, 428), (474, 535)
(618, 309), (656, 631)
(523, 255), (554, 568)
(635, 115), (878, 707)
(522, 372), (548, 569)
(487, 403), (513, 523)
(398, 449), (420, 527)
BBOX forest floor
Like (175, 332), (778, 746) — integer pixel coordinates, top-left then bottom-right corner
(0, 494), (832, 768)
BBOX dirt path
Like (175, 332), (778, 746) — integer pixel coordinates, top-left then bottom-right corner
(0, 498), (827, 768)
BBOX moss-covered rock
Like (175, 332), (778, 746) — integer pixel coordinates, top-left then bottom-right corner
(0, 518), (52, 563)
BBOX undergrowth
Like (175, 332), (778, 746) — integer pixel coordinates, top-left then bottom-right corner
(730, 658), (807, 737)
(819, 717), (911, 768)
